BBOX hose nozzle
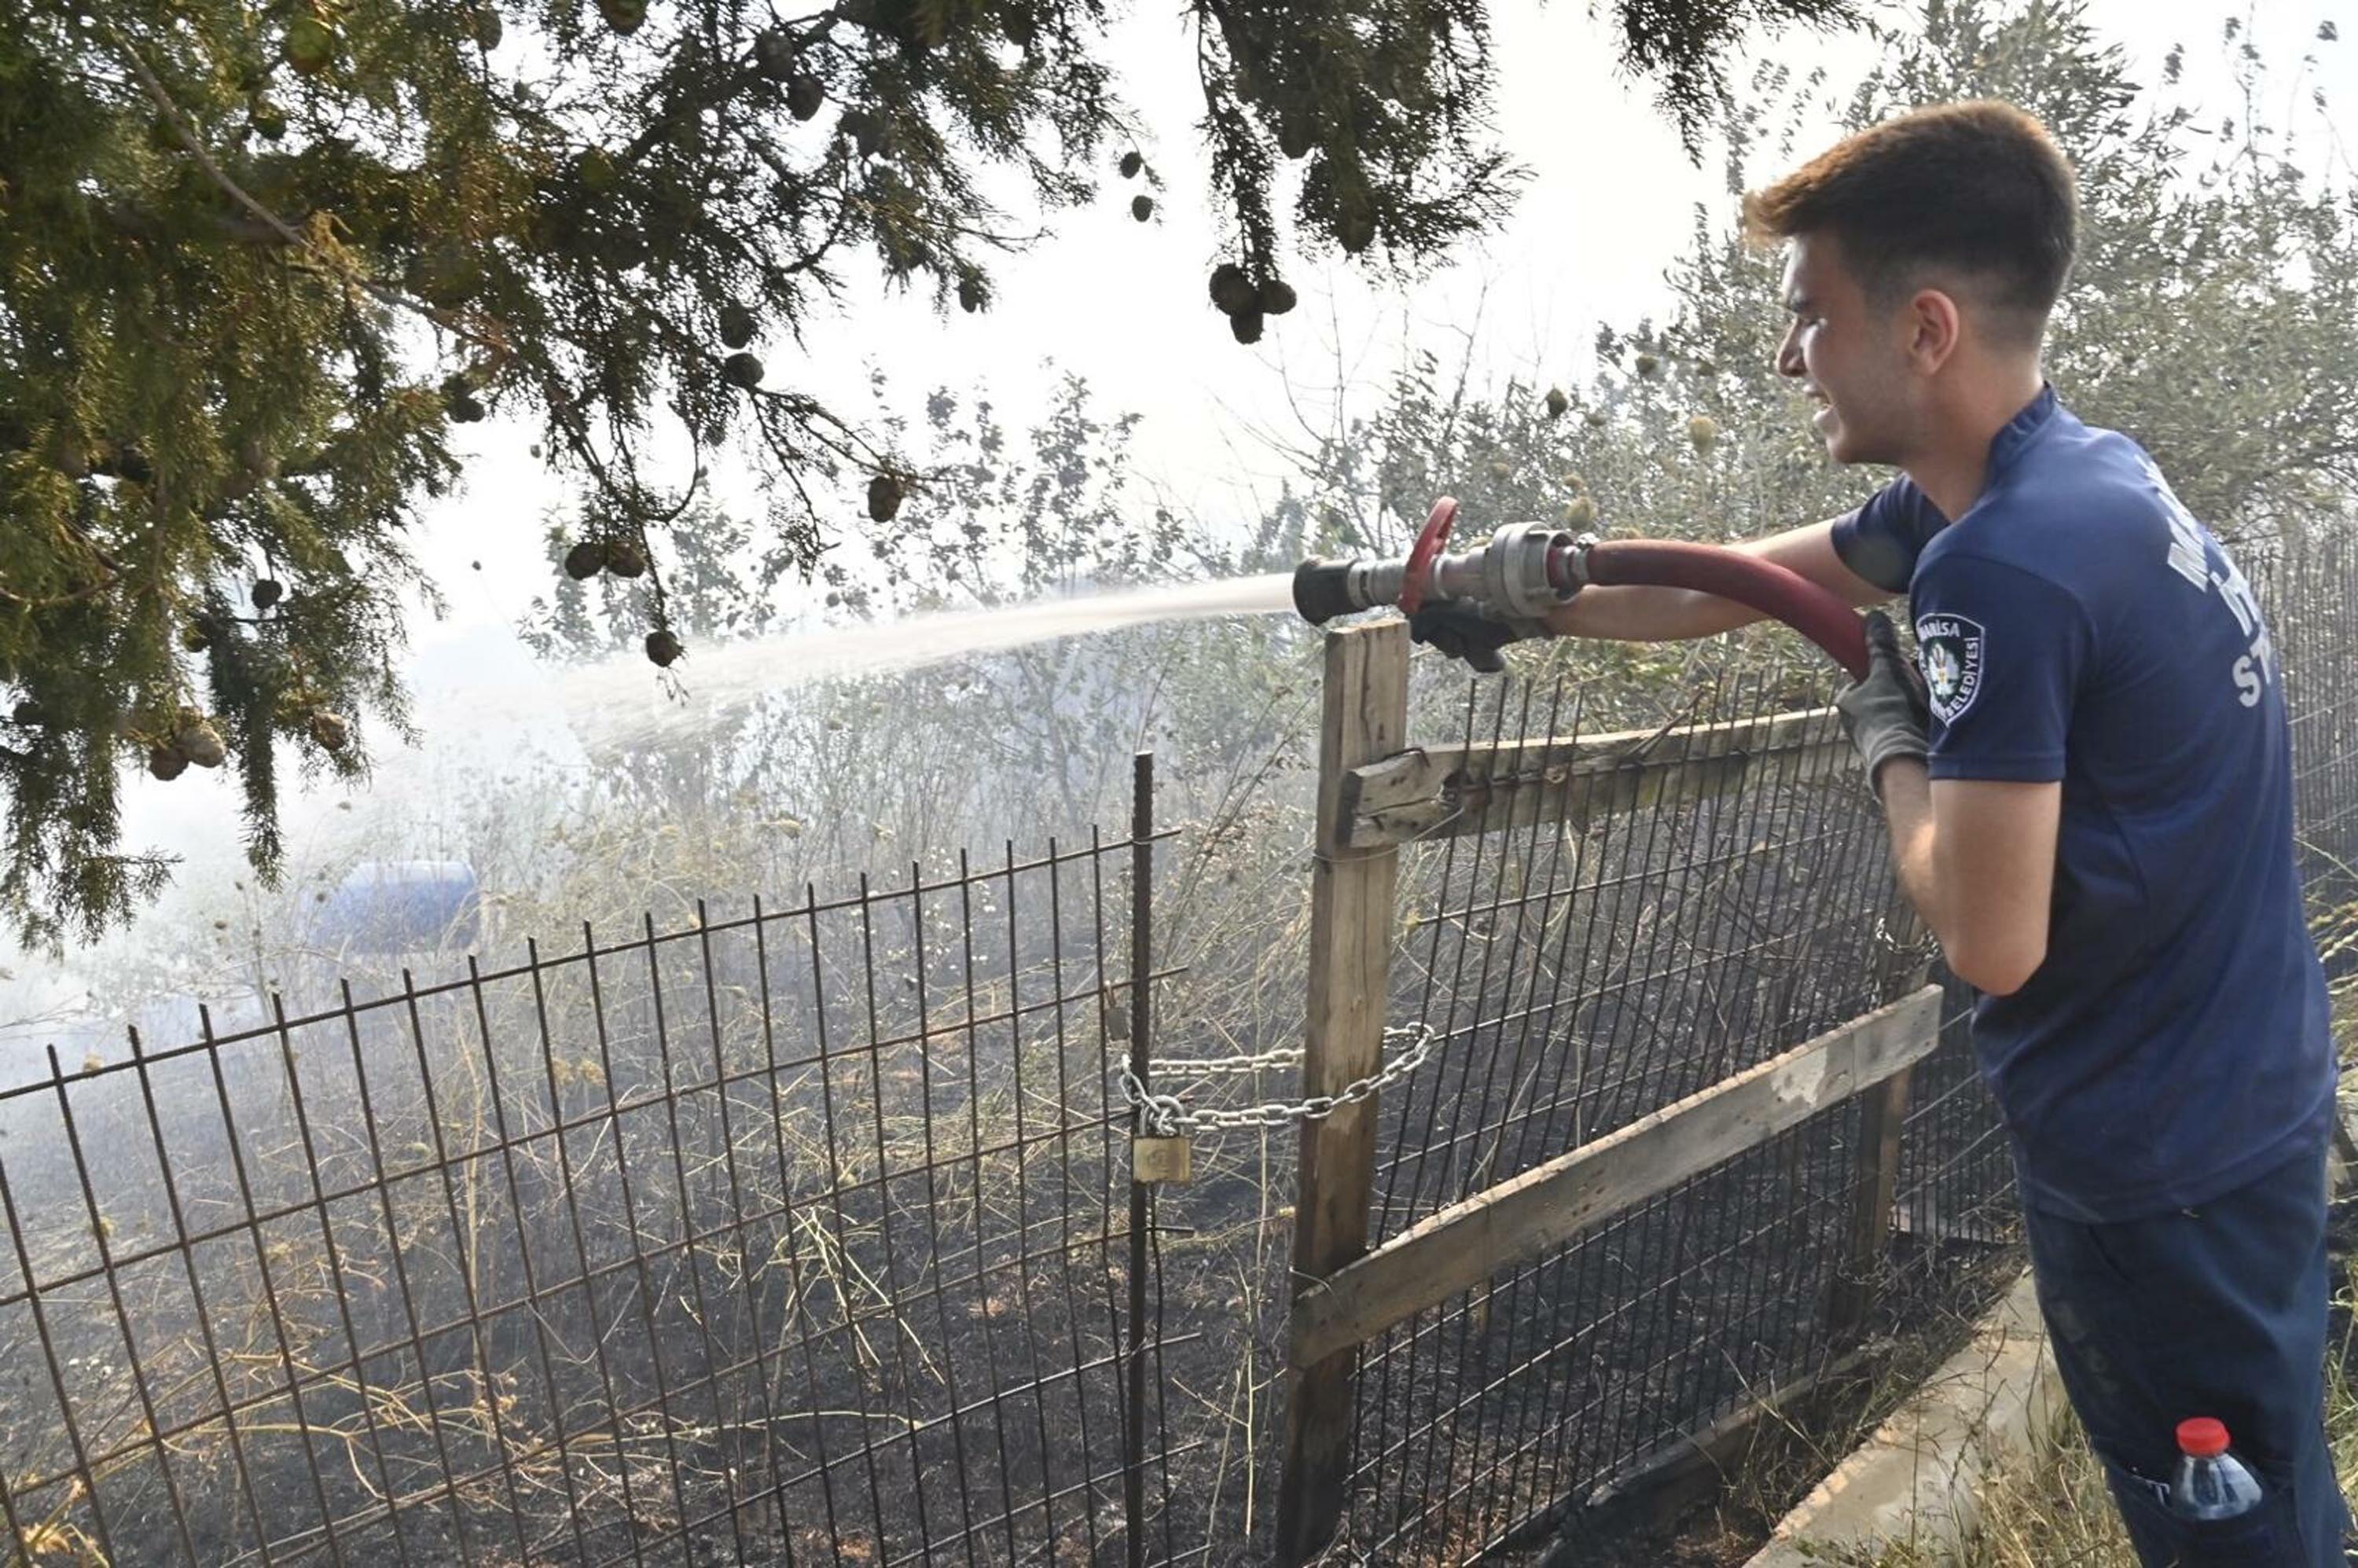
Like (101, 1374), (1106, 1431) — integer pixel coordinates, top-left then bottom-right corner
(1291, 556), (1367, 626)
(1288, 497), (1582, 631)
(1291, 555), (1423, 625)
(1286, 492), (1871, 678)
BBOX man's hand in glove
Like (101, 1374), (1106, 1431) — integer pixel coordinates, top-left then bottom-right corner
(1406, 602), (1537, 674)
(1835, 609), (1930, 795)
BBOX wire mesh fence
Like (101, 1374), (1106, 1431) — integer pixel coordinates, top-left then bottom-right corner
(1317, 659), (1949, 1562)
(0, 832), (1178, 1567)
(2271, 531), (2358, 970)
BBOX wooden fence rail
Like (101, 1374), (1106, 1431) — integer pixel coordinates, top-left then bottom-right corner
(1339, 704), (1849, 850)
(1287, 986), (1943, 1368)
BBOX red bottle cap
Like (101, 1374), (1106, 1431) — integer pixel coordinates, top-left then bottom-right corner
(2177, 1417), (2230, 1457)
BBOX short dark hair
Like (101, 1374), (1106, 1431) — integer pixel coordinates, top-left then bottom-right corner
(1743, 101), (2079, 343)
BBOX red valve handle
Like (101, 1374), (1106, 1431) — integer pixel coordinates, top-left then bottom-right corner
(1396, 497), (1458, 615)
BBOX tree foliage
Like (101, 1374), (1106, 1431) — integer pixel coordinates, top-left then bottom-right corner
(2, 0), (1865, 945)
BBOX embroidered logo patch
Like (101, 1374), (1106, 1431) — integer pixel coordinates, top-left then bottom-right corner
(1915, 614), (1985, 725)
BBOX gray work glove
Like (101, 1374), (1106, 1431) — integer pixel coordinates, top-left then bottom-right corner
(1835, 610), (1930, 793)
(1405, 603), (1547, 674)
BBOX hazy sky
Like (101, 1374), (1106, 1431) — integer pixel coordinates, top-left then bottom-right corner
(41, 0), (2357, 973)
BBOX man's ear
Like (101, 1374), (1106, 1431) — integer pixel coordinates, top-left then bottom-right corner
(1906, 286), (1963, 373)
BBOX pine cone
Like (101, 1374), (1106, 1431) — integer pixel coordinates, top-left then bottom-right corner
(1338, 204), (1376, 255)
(957, 274), (986, 314)
(754, 27), (796, 79)
(1208, 263), (1256, 316)
(1229, 309), (1265, 346)
(645, 630), (683, 667)
(604, 541), (647, 578)
(575, 149), (620, 193)
(718, 302), (757, 349)
(173, 716), (227, 769)
(1130, 194), (1154, 222)
(252, 578), (283, 610)
(786, 73), (825, 121)
(283, 15), (336, 75)
(148, 745), (189, 783)
(723, 352), (765, 390)
(307, 711), (350, 752)
(564, 541), (608, 579)
(1544, 387), (1570, 418)
(840, 110), (885, 159)
(1258, 278), (1297, 316)
(867, 472), (905, 523)
(1118, 150), (1143, 178)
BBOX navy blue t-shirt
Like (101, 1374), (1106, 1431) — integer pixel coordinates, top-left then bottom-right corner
(1832, 386), (2334, 1222)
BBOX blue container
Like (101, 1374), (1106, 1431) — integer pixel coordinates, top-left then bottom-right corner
(312, 861), (482, 957)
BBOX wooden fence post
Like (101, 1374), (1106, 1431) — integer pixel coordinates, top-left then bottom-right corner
(1275, 620), (1409, 1565)
(1829, 898), (1933, 1341)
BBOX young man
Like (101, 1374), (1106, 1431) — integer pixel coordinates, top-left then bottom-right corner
(1417, 101), (2346, 1563)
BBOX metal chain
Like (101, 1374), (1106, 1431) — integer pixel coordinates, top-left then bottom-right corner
(1117, 1023), (1442, 1135)
(1872, 912), (1941, 960)
(1139, 1044), (1306, 1076)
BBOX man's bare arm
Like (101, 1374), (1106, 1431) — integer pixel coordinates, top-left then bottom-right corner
(1541, 515), (1895, 641)
(1879, 764), (2059, 996)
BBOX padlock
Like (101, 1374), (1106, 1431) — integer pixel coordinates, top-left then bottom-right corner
(1131, 1134), (1192, 1185)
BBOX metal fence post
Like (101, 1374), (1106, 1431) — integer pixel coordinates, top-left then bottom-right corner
(1126, 750), (1155, 1568)
(1276, 620), (1410, 1565)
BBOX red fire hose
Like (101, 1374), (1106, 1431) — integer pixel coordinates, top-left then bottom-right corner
(1579, 539), (1870, 680)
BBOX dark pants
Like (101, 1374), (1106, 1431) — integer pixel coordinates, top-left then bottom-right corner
(2022, 1141), (2349, 1566)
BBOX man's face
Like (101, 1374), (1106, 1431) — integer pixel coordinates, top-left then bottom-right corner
(1775, 233), (1918, 467)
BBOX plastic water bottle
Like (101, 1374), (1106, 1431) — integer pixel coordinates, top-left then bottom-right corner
(2171, 1417), (2264, 1521)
